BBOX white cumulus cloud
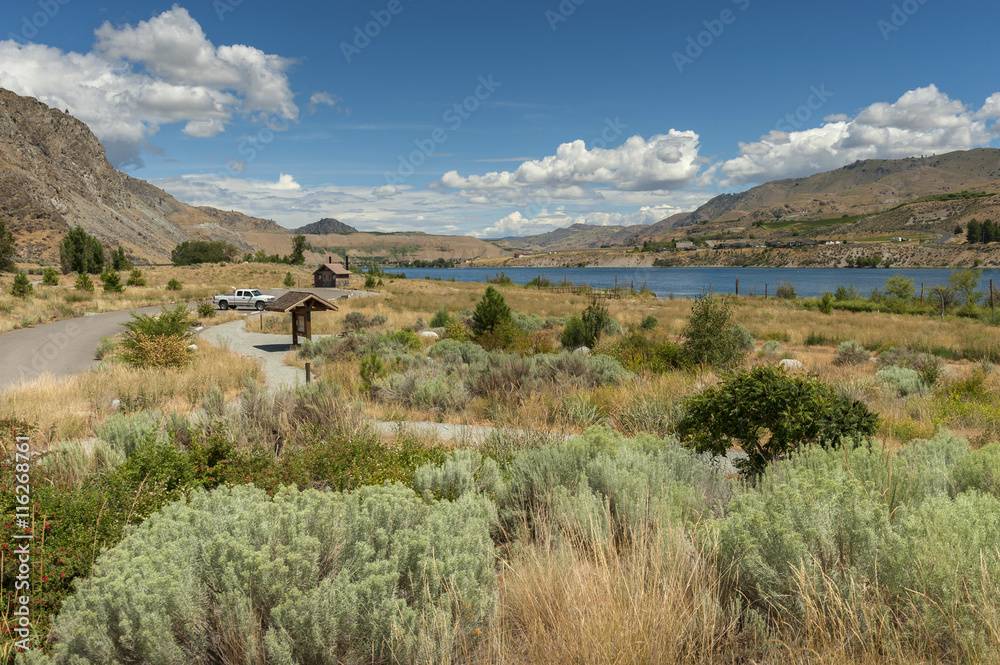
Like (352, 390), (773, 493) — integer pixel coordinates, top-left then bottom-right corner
(720, 85), (1000, 186)
(0, 5), (298, 167)
(440, 130), (704, 193)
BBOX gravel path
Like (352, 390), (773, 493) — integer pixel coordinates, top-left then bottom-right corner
(197, 320), (313, 389)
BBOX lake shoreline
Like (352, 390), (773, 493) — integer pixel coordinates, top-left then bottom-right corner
(468, 243), (1000, 270)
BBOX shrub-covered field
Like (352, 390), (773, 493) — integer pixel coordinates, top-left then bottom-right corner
(3, 274), (1000, 663)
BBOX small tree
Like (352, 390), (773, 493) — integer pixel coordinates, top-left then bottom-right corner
(75, 273), (94, 292)
(967, 219), (982, 244)
(110, 246), (131, 270)
(289, 235), (309, 265)
(283, 272), (296, 287)
(680, 294), (748, 371)
(101, 270), (124, 292)
(126, 269), (146, 286)
(884, 274), (915, 301)
(471, 286), (512, 337)
(10, 271), (32, 298)
(165, 279), (182, 291)
(0, 220), (16, 272)
(119, 304), (194, 368)
(948, 267), (983, 306)
(59, 226), (105, 274)
(676, 365), (878, 477)
(42, 267), (60, 286)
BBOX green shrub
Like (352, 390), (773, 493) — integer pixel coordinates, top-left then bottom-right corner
(818, 291), (834, 314)
(283, 271), (295, 287)
(599, 330), (685, 374)
(952, 442), (1000, 497)
(878, 347), (943, 386)
(761, 340), (782, 356)
(414, 449), (504, 502)
(94, 334), (118, 361)
(342, 311), (388, 331)
(676, 365), (879, 477)
(10, 270), (32, 298)
(834, 339), (869, 365)
(42, 267), (59, 285)
(100, 269), (123, 292)
(196, 300), (214, 318)
(39, 484), (497, 664)
(74, 272), (94, 292)
(430, 307), (452, 328)
(126, 268), (146, 286)
(119, 304), (194, 368)
(716, 445), (891, 611)
(876, 366), (927, 397)
(639, 314), (658, 330)
(882, 492), (1000, 648)
(380, 364), (470, 412)
(165, 278), (182, 291)
(680, 294), (748, 371)
(775, 281), (797, 299)
(170, 239), (240, 266)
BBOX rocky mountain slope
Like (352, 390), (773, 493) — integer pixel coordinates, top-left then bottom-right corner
(0, 87), (290, 264)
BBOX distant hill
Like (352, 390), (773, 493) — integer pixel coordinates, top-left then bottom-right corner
(293, 218), (358, 235)
(504, 149), (1000, 251)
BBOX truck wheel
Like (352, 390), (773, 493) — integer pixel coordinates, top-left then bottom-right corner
(255, 301), (265, 311)
(219, 301), (229, 311)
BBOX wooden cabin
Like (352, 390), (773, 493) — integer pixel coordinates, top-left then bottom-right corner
(313, 256), (351, 288)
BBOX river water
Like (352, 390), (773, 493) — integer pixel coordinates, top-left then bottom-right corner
(390, 266), (1000, 299)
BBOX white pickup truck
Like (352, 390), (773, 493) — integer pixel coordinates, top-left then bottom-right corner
(212, 289), (276, 311)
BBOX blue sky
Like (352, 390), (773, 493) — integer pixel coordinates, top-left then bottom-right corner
(2, 0), (999, 236)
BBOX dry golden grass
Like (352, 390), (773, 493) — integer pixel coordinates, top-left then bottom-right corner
(0, 341), (263, 445)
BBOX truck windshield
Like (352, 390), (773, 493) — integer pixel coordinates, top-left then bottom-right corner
(250, 290), (262, 296)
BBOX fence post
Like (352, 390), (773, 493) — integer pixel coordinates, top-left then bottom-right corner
(306, 362), (311, 384)
(991, 279), (995, 315)
(735, 276), (739, 296)
(765, 283), (768, 299)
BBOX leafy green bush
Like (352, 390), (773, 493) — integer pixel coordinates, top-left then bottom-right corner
(676, 365), (879, 477)
(283, 271), (295, 287)
(166, 278), (182, 291)
(834, 339), (869, 365)
(818, 291), (834, 314)
(10, 270), (32, 298)
(170, 239), (240, 266)
(37, 484), (497, 664)
(639, 314), (658, 330)
(775, 281), (797, 299)
(560, 302), (615, 349)
(877, 347), (943, 386)
(876, 366), (927, 397)
(196, 300), (214, 318)
(952, 442), (1000, 497)
(680, 294), (749, 371)
(42, 267), (59, 285)
(598, 330), (684, 374)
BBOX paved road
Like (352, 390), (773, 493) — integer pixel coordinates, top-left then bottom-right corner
(0, 287), (363, 393)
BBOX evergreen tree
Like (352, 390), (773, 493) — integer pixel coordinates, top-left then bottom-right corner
(10, 271), (32, 298)
(984, 219), (998, 243)
(110, 246), (131, 270)
(471, 286), (512, 336)
(42, 267), (60, 286)
(59, 226), (105, 274)
(74, 273), (94, 292)
(0, 220), (15, 272)
(289, 235), (309, 264)
(101, 270), (124, 292)
(966, 218), (981, 244)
